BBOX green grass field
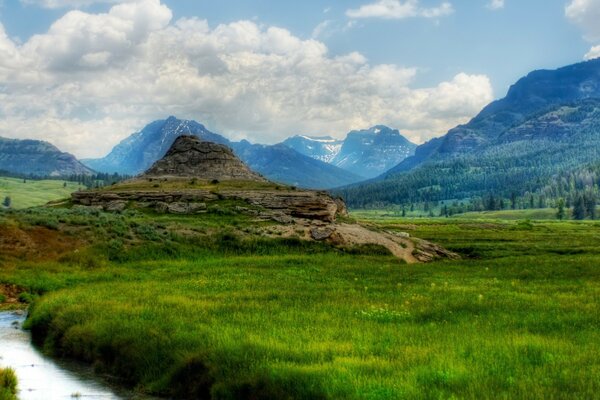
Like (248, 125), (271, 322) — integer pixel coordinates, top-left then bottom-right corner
(0, 177), (80, 209)
(352, 208), (571, 221)
(0, 207), (599, 399)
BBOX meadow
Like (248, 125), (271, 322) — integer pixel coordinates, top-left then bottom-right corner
(0, 206), (599, 399)
(0, 177), (80, 209)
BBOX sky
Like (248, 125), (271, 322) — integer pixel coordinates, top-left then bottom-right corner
(0, 0), (598, 158)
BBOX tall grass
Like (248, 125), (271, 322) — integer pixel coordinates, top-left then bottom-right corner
(0, 368), (17, 400)
(2, 210), (600, 399)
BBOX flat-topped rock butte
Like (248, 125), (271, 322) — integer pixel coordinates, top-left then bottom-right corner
(143, 135), (265, 182)
(71, 135), (457, 263)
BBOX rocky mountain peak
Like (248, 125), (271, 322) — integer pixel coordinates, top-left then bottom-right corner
(142, 135), (266, 181)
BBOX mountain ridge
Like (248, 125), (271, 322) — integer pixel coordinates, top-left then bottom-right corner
(283, 125), (416, 179)
(337, 58), (600, 207)
(83, 117), (364, 190)
(0, 136), (94, 177)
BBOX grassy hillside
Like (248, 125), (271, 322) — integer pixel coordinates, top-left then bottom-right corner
(0, 207), (599, 399)
(0, 177), (80, 209)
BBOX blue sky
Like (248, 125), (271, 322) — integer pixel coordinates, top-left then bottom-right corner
(0, 0), (598, 157)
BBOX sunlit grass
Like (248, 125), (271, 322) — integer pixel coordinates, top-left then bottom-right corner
(0, 368), (17, 400)
(0, 177), (80, 209)
(1, 209), (599, 398)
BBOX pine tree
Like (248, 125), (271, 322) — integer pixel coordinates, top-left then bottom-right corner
(584, 192), (596, 220)
(2, 196), (11, 208)
(573, 195), (586, 220)
(556, 198), (565, 220)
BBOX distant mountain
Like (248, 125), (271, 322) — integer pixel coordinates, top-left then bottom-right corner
(338, 58), (600, 207)
(283, 126), (416, 179)
(232, 141), (362, 189)
(331, 126), (416, 178)
(84, 117), (363, 189)
(84, 117), (228, 175)
(0, 137), (93, 177)
(282, 136), (343, 163)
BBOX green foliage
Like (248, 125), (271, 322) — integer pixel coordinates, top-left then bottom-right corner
(556, 198), (566, 220)
(0, 368), (17, 400)
(573, 195), (586, 220)
(18, 292), (36, 304)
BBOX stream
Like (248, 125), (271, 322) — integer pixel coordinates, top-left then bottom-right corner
(0, 311), (152, 400)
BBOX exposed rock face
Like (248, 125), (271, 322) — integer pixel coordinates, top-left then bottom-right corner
(72, 189), (341, 222)
(143, 135), (265, 182)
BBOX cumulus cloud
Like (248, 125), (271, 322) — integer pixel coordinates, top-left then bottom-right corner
(346, 0), (453, 20)
(585, 45), (600, 60)
(21, 0), (134, 9)
(0, 0), (492, 158)
(566, 0), (600, 42)
(487, 0), (504, 10)
(566, 0), (600, 59)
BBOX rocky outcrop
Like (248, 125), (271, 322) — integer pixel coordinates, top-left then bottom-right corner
(276, 222), (459, 264)
(143, 135), (265, 181)
(72, 135), (346, 222)
(72, 189), (342, 222)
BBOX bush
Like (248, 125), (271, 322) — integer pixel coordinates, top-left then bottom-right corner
(18, 292), (36, 304)
(0, 368), (17, 400)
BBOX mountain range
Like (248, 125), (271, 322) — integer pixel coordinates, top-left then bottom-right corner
(0, 137), (93, 177)
(338, 58), (600, 207)
(282, 126), (416, 179)
(2, 58), (599, 199)
(83, 117), (364, 189)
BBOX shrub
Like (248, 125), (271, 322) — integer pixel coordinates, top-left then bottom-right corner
(18, 292), (35, 304)
(0, 368), (18, 400)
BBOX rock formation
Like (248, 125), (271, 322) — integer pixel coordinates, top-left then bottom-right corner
(143, 135), (265, 181)
(70, 135), (458, 263)
(72, 135), (345, 222)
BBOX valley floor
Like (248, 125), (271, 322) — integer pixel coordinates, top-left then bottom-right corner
(0, 207), (599, 399)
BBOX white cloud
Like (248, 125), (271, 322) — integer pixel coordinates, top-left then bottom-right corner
(312, 20), (332, 39)
(566, 0), (600, 42)
(346, 0), (453, 20)
(0, 0), (492, 158)
(585, 45), (600, 60)
(20, 0), (134, 9)
(487, 0), (504, 10)
(566, 0), (600, 59)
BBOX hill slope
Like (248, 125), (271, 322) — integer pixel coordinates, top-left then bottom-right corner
(338, 59), (600, 206)
(0, 137), (93, 177)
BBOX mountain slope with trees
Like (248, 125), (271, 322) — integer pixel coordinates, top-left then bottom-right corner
(338, 59), (600, 209)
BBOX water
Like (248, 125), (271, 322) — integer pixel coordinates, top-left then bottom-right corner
(0, 311), (151, 400)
